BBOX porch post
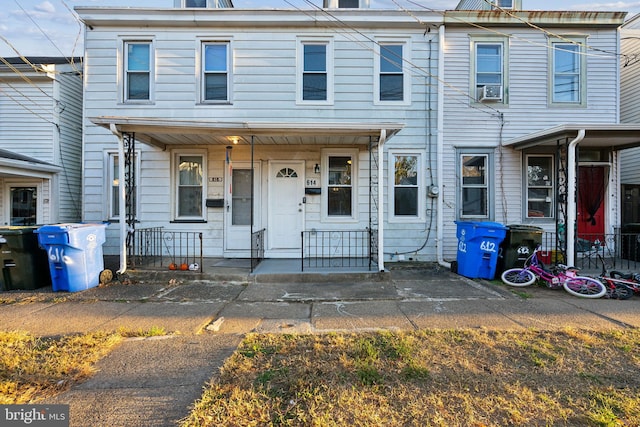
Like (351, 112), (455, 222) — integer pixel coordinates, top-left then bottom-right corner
(566, 129), (585, 266)
(250, 135), (255, 272)
(378, 129), (386, 272)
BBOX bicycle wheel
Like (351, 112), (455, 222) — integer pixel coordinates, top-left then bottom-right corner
(563, 276), (607, 298)
(501, 268), (536, 287)
(606, 283), (634, 300)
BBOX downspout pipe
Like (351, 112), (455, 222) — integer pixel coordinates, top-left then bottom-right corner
(566, 129), (586, 267)
(378, 129), (386, 272)
(436, 24), (450, 269)
(109, 123), (128, 275)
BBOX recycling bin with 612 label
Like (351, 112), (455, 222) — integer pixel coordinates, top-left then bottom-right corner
(35, 223), (107, 292)
(455, 221), (507, 280)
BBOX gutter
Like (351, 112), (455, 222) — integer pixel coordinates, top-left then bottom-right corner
(566, 129), (586, 266)
(436, 24), (450, 270)
(109, 123), (128, 275)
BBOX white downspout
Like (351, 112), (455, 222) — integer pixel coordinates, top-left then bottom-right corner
(109, 123), (128, 274)
(436, 24), (450, 269)
(378, 129), (386, 272)
(566, 129), (585, 267)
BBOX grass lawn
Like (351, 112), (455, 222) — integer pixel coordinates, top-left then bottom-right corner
(182, 328), (640, 427)
(0, 330), (122, 404)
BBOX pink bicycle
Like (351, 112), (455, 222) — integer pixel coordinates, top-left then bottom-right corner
(500, 246), (607, 298)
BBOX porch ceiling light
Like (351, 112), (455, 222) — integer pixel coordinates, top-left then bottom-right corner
(228, 136), (240, 144)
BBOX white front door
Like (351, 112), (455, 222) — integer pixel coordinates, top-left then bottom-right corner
(268, 161), (304, 255)
(224, 162), (261, 254)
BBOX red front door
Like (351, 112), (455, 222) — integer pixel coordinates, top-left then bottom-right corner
(577, 166), (606, 243)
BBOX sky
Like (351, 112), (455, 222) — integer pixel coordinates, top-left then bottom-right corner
(2, 0), (640, 57)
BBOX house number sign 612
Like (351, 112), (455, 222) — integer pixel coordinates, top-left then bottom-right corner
(458, 240), (497, 253)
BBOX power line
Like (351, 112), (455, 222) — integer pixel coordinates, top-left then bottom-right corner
(291, 0), (503, 117)
(484, 0), (625, 60)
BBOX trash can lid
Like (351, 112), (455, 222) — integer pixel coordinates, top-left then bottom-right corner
(0, 226), (39, 234)
(507, 224), (544, 232)
(35, 223), (107, 234)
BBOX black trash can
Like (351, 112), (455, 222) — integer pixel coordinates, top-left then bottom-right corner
(621, 223), (640, 262)
(0, 226), (52, 291)
(498, 225), (543, 271)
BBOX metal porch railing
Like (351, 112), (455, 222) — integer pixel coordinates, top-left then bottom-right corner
(540, 229), (640, 273)
(130, 227), (203, 272)
(301, 229), (377, 271)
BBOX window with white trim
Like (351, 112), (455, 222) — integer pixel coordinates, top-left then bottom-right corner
(458, 151), (493, 219)
(472, 37), (507, 103)
(390, 152), (423, 219)
(324, 152), (356, 218)
(201, 41), (230, 102)
(107, 153), (139, 220)
(175, 153), (206, 219)
(526, 155), (554, 218)
(124, 41), (152, 102)
(378, 43), (405, 102)
(298, 39), (333, 104)
(492, 0), (513, 8)
(551, 39), (585, 104)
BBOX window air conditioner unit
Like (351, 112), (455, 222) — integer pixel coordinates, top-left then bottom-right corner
(479, 85), (502, 102)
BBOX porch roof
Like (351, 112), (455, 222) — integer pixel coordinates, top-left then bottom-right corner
(91, 116), (404, 149)
(0, 148), (60, 178)
(504, 124), (640, 151)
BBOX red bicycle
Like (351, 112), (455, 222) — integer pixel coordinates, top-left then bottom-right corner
(594, 255), (635, 300)
(500, 246), (607, 298)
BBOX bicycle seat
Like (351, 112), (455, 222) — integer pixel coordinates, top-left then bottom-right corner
(610, 270), (637, 280)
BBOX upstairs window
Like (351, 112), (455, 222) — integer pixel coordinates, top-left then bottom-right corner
(124, 42), (152, 101)
(551, 41), (584, 104)
(339, 0), (359, 7)
(303, 44), (327, 101)
(492, 0), (513, 8)
(202, 42), (230, 102)
(298, 39), (333, 104)
(475, 42), (504, 102)
(186, 0), (206, 6)
(379, 43), (404, 101)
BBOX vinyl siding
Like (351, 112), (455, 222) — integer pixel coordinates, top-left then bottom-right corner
(0, 62), (83, 225)
(81, 13), (441, 259)
(441, 25), (621, 260)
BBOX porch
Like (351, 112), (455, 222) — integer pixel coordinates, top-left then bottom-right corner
(540, 229), (640, 275)
(125, 227), (381, 276)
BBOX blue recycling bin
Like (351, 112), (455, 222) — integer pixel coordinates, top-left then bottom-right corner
(35, 223), (107, 292)
(455, 221), (507, 280)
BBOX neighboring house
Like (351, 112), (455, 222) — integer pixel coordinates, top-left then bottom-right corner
(77, 0), (441, 271)
(620, 15), (640, 225)
(0, 57), (83, 226)
(439, 2), (639, 265)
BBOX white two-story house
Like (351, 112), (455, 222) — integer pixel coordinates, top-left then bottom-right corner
(0, 57), (83, 226)
(78, 0), (442, 272)
(440, 0), (639, 268)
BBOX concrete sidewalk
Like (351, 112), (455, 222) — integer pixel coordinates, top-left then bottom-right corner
(2, 265), (640, 426)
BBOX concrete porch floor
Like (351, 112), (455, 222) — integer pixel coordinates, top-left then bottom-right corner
(107, 256), (384, 283)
